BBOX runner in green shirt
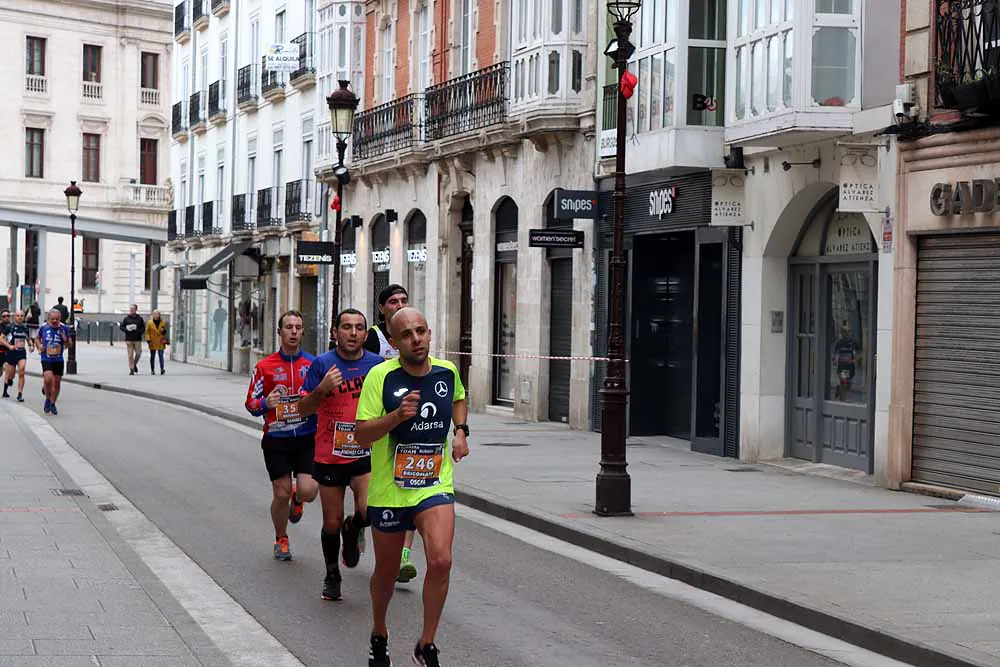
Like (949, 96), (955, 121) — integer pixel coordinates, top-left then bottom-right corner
(355, 307), (469, 667)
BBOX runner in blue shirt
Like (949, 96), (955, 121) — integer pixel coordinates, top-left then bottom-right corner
(36, 309), (73, 415)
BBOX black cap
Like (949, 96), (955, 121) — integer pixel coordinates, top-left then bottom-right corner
(377, 284), (408, 307)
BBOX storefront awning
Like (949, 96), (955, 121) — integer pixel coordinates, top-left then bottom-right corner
(179, 241), (256, 290)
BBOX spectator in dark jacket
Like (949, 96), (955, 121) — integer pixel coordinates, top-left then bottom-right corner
(120, 305), (145, 375)
(54, 297), (70, 325)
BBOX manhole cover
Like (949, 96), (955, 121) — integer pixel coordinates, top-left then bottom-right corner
(96, 503), (118, 512)
(51, 488), (86, 497)
(724, 467), (759, 473)
(480, 442), (530, 447)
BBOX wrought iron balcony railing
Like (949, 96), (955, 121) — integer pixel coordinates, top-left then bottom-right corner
(201, 201), (214, 235)
(284, 179), (313, 223)
(290, 33), (315, 83)
(184, 205), (197, 237)
(189, 91), (204, 126)
(174, 2), (189, 38)
(168, 210), (179, 240)
(237, 65), (258, 106)
(424, 62), (509, 140)
(208, 80), (225, 117)
(261, 56), (285, 94)
(171, 101), (186, 134)
(354, 95), (420, 160)
(231, 194), (253, 232)
(936, 0), (1000, 108)
(257, 187), (283, 227)
(602, 84), (617, 131)
(192, 0), (207, 25)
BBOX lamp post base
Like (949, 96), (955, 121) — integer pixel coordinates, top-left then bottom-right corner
(594, 468), (633, 517)
(66, 360), (78, 376)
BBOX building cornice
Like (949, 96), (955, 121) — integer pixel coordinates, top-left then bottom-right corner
(0, 0), (171, 24)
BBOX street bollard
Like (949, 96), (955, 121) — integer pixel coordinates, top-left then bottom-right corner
(86, 323), (92, 344)
(109, 322), (115, 346)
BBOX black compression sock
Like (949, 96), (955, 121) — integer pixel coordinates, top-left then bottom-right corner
(321, 529), (341, 573)
(354, 510), (370, 528)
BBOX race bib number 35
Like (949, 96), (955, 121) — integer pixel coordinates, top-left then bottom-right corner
(393, 444), (443, 489)
(275, 395), (303, 424)
(333, 421), (368, 458)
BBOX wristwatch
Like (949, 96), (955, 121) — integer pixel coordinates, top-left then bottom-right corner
(453, 423), (470, 437)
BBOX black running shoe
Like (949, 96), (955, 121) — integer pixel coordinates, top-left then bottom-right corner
(341, 514), (361, 568)
(412, 642), (440, 666)
(321, 571), (342, 601)
(369, 634), (392, 667)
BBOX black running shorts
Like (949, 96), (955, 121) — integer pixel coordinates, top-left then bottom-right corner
(261, 433), (316, 481)
(41, 361), (64, 377)
(313, 458), (372, 487)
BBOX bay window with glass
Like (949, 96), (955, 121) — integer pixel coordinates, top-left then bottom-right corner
(729, 0), (860, 125)
(510, 0), (589, 109)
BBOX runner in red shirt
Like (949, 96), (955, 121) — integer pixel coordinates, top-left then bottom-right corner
(245, 310), (319, 561)
(299, 308), (384, 601)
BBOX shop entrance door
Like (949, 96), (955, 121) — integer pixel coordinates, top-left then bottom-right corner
(630, 231), (695, 437)
(690, 227), (726, 455)
(458, 199), (473, 387)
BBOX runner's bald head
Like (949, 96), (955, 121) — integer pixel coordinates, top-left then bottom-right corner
(388, 307), (427, 338)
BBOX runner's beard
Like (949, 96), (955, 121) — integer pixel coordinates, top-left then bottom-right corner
(400, 347), (428, 366)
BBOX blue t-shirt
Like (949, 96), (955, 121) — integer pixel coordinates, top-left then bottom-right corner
(302, 349), (384, 464)
(39, 323), (71, 362)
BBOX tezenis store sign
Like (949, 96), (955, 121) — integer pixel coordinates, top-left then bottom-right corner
(930, 179), (1000, 216)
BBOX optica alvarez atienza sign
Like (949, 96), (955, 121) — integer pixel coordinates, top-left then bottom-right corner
(930, 178), (1000, 216)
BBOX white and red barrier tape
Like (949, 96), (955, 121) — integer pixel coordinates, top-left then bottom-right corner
(432, 350), (629, 363)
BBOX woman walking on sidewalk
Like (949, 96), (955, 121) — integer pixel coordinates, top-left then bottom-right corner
(145, 310), (169, 375)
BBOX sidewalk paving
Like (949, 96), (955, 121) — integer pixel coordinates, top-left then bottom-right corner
(32, 345), (1000, 667)
(0, 405), (208, 666)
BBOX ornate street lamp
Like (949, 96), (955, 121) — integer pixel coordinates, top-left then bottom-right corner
(326, 80), (359, 346)
(64, 181), (82, 375)
(595, 0), (640, 517)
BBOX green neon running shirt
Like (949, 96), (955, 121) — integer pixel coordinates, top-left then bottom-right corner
(356, 356), (466, 508)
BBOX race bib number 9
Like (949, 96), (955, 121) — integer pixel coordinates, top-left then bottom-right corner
(393, 443), (443, 489)
(275, 395), (303, 424)
(46, 344), (61, 357)
(333, 422), (367, 458)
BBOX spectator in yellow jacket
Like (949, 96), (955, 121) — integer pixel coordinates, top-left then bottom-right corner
(145, 310), (169, 375)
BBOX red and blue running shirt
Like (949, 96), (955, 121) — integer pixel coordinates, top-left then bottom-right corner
(301, 349), (384, 464)
(245, 350), (317, 438)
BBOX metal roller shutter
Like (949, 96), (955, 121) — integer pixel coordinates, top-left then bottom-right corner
(913, 233), (1000, 494)
(549, 258), (573, 422)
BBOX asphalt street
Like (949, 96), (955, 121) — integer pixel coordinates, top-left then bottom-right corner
(36, 385), (845, 667)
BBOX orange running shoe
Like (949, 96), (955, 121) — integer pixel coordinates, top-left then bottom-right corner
(289, 483), (304, 524)
(273, 536), (292, 561)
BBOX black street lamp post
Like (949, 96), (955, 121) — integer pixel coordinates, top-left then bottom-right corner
(595, 0), (640, 517)
(326, 79), (359, 347)
(64, 181), (82, 375)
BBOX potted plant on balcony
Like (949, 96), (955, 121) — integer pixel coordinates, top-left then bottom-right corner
(952, 71), (992, 114)
(936, 64), (957, 108)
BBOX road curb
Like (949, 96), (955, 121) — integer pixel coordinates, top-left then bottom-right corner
(53, 373), (986, 667)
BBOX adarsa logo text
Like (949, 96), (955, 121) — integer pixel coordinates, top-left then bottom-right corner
(411, 421), (445, 432)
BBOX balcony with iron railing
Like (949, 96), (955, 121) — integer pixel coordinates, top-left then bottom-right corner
(141, 87), (160, 106)
(192, 0), (208, 30)
(208, 81), (227, 124)
(174, 1), (190, 43)
(211, 0), (230, 18)
(290, 33), (316, 89)
(119, 183), (172, 210)
(261, 56), (286, 102)
(425, 63), (510, 141)
(237, 65), (258, 111)
(353, 95), (421, 161)
(936, 0), (1000, 115)
(171, 101), (188, 141)
(189, 91), (207, 133)
(231, 194), (254, 234)
(257, 187), (283, 231)
(284, 179), (314, 227)
(200, 201), (215, 237)
(184, 205), (197, 238)
(26, 74), (47, 96)
(168, 210), (181, 242)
